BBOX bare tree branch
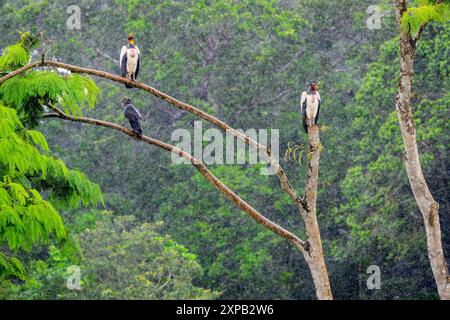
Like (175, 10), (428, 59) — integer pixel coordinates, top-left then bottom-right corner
(0, 60), (308, 218)
(1, 61), (332, 299)
(43, 104), (307, 253)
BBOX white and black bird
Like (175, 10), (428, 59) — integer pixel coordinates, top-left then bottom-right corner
(122, 97), (143, 136)
(120, 34), (140, 89)
(300, 82), (321, 133)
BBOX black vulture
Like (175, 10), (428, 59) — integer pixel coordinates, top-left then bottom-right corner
(122, 97), (143, 136)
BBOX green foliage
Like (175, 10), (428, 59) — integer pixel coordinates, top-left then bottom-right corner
(402, 0), (450, 35)
(45, 169), (104, 209)
(0, 44), (29, 71)
(328, 20), (449, 299)
(0, 103), (103, 279)
(2, 213), (218, 300)
(0, 33), (100, 127)
(0, 252), (26, 279)
(1, 35), (103, 280)
(0, 31), (41, 71)
(0, 72), (100, 127)
(0, 104), (103, 208)
(0, 0), (448, 300)
(0, 245), (82, 300)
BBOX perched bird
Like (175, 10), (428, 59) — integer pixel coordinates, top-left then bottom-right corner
(122, 97), (143, 136)
(120, 34), (141, 89)
(300, 82), (321, 133)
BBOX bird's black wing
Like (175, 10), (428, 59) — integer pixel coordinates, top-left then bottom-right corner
(314, 97), (321, 125)
(125, 105), (138, 121)
(129, 117), (143, 136)
(121, 53), (128, 78)
(135, 53), (140, 80)
(302, 99), (308, 133)
(125, 105), (143, 136)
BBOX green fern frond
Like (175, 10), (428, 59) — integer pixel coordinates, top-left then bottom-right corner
(47, 158), (69, 179)
(27, 130), (50, 152)
(67, 169), (105, 207)
(0, 44), (30, 72)
(0, 187), (11, 207)
(402, 1), (450, 35)
(0, 203), (20, 230)
(0, 36), (103, 280)
(0, 104), (24, 132)
(0, 198), (66, 252)
(0, 32), (42, 72)
(0, 71), (101, 121)
(0, 252), (26, 280)
(8, 182), (29, 205)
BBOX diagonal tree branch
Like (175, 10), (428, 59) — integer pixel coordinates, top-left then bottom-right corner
(0, 61), (307, 213)
(2, 61), (332, 299)
(43, 104), (307, 252)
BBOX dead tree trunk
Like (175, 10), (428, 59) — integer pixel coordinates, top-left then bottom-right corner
(395, 0), (450, 299)
(301, 126), (332, 299)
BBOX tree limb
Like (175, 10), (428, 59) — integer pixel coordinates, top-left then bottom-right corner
(1, 60), (331, 298)
(42, 104), (307, 252)
(0, 60), (309, 220)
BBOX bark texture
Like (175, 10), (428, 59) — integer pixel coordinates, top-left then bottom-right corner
(302, 126), (332, 300)
(395, 0), (450, 299)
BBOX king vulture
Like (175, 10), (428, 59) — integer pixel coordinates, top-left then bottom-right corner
(122, 97), (143, 136)
(300, 82), (321, 133)
(120, 34), (141, 89)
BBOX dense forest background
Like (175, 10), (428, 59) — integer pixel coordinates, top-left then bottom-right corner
(0, 0), (448, 299)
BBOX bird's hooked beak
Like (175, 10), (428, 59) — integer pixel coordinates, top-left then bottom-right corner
(128, 34), (135, 45)
(121, 97), (130, 106)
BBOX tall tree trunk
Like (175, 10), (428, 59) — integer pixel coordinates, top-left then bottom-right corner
(395, 0), (450, 300)
(302, 126), (333, 300)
